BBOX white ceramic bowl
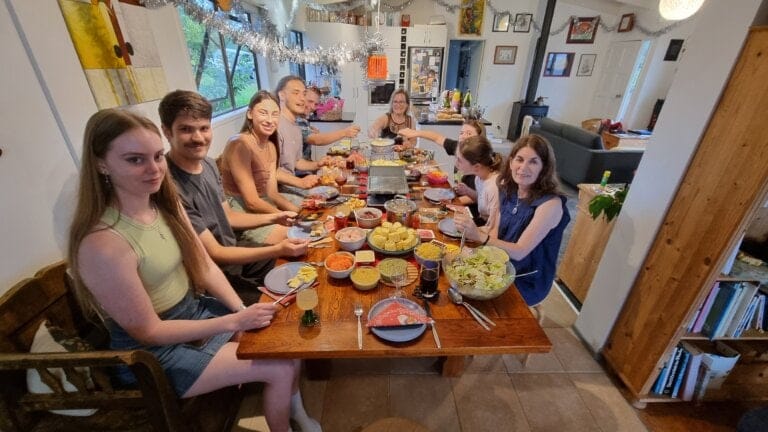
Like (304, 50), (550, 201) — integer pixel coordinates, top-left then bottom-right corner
(354, 207), (382, 229)
(324, 251), (355, 279)
(350, 266), (380, 291)
(335, 227), (366, 252)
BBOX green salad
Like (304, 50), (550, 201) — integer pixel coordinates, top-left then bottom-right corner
(445, 246), (513, 292)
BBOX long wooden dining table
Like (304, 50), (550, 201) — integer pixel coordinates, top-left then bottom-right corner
(236, 186), (551, 377)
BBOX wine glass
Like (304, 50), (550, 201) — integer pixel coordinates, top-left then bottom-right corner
(390, 271), (406, 299)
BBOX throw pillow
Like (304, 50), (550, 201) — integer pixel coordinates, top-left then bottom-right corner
(26, 320), (97, 416)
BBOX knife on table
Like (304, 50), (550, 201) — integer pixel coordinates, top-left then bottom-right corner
(423, 300), (441, 349)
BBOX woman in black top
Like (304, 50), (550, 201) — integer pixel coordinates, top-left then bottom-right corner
(368, 89), (416, 145)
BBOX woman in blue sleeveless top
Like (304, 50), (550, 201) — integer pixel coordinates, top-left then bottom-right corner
(455, 134), (570, 306)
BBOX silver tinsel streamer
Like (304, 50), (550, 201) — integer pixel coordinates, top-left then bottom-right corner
(141, 0), (371, 71)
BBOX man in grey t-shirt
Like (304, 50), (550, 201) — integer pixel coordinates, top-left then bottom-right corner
(274, 75), (320, 192)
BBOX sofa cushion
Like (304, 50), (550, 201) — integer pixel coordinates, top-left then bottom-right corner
(537, 117), (563, 136)
(562, 124), (604, 150)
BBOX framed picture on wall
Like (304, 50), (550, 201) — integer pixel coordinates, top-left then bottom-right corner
(493, 46), (517, 64)
(618, 13), (635, 32)
(458, 0), (484, 35)
(543, 52), (574, 77)
(513, 13), (533, 33)
(566, 17), (599, 44)
(492, 12), (510, 32)
(576, 54), (597, 76)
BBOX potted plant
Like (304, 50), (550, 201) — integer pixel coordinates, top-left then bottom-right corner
(588, 185), (628, 222)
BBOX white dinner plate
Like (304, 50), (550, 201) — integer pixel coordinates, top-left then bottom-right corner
(306, 186), (339, 200)
(437, 217), (462, 239)
(424, 188), (455, 202)
(367, 298), (427, 343)
(287, 225), (325, 241)
(264, 262), (316, 295)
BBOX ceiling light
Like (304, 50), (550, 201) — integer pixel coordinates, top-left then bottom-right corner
(659, 0), (706, 21)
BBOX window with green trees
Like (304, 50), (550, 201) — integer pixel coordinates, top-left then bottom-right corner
(178, 2), (260, 116)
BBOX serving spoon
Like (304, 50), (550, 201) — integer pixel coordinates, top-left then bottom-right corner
(447, 287), (495, 330)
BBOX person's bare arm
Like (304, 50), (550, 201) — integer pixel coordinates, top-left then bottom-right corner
(455, 197), (563, 261)
(77, 228), (274, 346)
(271, 169), (302, 213)
(397, 128), (446, 145)
(224, 201), (295, 230)
(306, 124), (361, 146)
(295, 159), (320, 172)
(368, 115), (388, 138)
(226, 139), (279, 214)
(199, 229), (307, 264)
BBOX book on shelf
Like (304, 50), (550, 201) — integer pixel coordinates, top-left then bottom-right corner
(723, 282), (760, 337)
(663, 347), (684, 395)
(713, 282), (745, 338)
(733, 295), (760, 338)
(679, 341), (705, 401)
(671, 350), (691, 398)
(694, 341), (741, 401)
(701, 282), (741, 338)
(692, 282), (720, 333)
(753, 294), (765, 331)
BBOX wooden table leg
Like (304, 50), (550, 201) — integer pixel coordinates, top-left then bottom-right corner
(440, 356), (465, 377)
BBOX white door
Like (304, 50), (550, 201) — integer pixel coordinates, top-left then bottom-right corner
(589, 40), (642, 120)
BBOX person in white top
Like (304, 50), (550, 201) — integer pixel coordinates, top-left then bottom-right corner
(453, 135), (503, 230)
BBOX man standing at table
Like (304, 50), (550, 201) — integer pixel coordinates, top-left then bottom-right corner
(300, 85), (361, 160)
(160, 90), (309, 304)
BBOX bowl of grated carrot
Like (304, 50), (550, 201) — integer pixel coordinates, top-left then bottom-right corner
(324, 251), (356, 279)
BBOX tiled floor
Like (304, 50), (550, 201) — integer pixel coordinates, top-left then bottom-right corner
(231, 284), (649, 432)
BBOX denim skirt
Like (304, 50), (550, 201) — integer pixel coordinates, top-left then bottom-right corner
(107, 293), (235, 397)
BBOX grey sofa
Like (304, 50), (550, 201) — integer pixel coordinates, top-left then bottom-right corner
(530, 117), (644, 187)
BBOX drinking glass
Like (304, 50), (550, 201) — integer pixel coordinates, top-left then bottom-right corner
(390, 272), (406, 298)
(296, 288), (319, 327)
(419, 261), (440, 299)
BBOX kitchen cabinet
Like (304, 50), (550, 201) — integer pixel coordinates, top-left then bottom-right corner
(405, 25), (447, 47)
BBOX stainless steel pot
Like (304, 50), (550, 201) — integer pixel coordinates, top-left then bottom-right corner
(384, 196), (417, 226)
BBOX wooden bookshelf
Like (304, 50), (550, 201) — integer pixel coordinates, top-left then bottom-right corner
(603, 27), (768, 407)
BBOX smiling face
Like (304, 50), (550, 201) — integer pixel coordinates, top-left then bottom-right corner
(98, 127), (167, 200)
(391, 92), (408, 115)
(248, 98), (280, 139)
(509, 145), (544, 190)
(304, 89), (319, 117)
(164, 114), (212, 166)
(279, 79), (306, 117)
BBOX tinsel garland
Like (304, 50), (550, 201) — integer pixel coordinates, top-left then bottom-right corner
(140, 0), (688, 74)
(141, 0), (381, 73)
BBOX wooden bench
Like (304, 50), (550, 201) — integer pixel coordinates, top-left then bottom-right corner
(0, 262), (243, 432)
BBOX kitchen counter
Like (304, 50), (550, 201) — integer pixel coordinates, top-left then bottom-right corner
(308, 112), (355, 123)
(417, 118), (491, 126)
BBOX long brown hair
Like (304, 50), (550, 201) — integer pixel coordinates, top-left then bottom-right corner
(497, 134), (561, 202)
(239, 90), (280, 167)
(68, 109), (207, 318)
(463, 118), (486, 138)
(460, 135), (502, 171)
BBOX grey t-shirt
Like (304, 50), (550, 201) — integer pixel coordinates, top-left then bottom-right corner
(278, 113), (304, 174)
(166, 156), (237, 248)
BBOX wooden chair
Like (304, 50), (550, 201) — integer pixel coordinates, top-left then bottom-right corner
(0, 262), (243, 432)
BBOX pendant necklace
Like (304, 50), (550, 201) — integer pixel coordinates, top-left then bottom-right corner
(512, 195), (519, 215)
(152, 205), (167, 241)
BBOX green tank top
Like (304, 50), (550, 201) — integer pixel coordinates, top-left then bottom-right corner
(101, 207), (190, 313)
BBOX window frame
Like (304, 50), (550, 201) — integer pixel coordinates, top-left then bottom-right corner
(178, 1), (261, 117)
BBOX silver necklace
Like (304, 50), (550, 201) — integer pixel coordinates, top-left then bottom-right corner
(512, 195), (519, 215)
(152, 205), (167, 241)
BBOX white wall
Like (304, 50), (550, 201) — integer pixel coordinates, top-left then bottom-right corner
(0, 2), (279, 293)
(574, 0), (766, 352)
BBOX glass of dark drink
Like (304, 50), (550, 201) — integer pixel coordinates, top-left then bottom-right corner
(346, 159), (354, 170)
(419, 261), (439, 299)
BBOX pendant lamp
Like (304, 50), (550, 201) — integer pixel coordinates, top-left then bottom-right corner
(659, 0), (705, 20)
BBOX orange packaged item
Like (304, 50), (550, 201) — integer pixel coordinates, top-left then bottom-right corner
(366, 302), (432, 327)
